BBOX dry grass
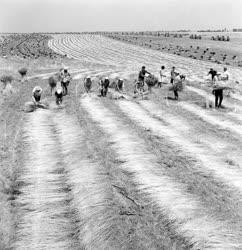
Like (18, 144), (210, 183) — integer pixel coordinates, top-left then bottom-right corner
(80, 96), (242, 249)
(13, 110), (78, 250)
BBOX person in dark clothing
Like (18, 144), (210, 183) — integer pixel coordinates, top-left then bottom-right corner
(138, 66), (151, 85)
(170, 66), (176, 84)
(100, 77), (110, 97)
(208, 68), (217, 82)
(212, 88), (223, 108)
(170, 67), (180, 100)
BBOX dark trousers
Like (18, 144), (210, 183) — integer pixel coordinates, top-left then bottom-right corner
(214, 89), (223, 107)
(174, 90), (178, 100)
(61, 82), (69, 95)
(56, 97), (62, 105)
(101, 87), (108, 97)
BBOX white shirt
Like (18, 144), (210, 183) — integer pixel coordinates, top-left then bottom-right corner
(220, 71), (230, 81)
(158, 69), (165, 82)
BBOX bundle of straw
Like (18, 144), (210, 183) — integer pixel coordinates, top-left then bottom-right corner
(169, 80), (184, 92)
(48, 76), (57, 88)
(18, 68), (28, 77)
(145, 74), (158, 87)
(0, 75), (13, 88)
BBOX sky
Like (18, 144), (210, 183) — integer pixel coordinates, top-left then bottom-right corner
(0, 0), (241, 32)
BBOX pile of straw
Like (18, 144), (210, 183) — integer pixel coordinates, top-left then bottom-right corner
(145, 74), (158, 87)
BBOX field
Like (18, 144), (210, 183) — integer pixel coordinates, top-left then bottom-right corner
(0, 33), (242, 249)
(0, 34), (64, 59)
(104, 32), (242, 67)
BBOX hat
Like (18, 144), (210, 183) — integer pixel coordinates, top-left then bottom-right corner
(33, 86), (42, 93)
(56, 88), (62, 94)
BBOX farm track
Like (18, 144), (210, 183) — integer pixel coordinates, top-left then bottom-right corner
(6, 34), (242, 249)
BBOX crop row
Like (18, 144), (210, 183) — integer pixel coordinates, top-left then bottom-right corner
(0, 34), (63, 59)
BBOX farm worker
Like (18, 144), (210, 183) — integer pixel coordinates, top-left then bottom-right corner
(100, 77), (110, 97)
(116, 78), (124, 92)
(84, 76), (92, 93)
(170, 66), (178, 84)
(220, 67), (230, 81)
(60, 67), (71, 96)
(212, 88), (223, 108)
(212, 68), (229, 108)
(138, 66), (151, 85)
(207, 68), (217, 83)
(32, 86), (42, 105)
(170, 66), (180, 99)
(158, 65), (166, 88)
(173, 74), (180, 100)
(55, 87), (64, 105)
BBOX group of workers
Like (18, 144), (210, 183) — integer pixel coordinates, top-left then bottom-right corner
(31, 64), (230, 109)
(137, 65), (185, 100)
(32, 67), (71, 106)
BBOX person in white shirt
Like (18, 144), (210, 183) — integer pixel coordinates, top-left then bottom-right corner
(220, 67), (230, 81)
(158, 66), (166, 88)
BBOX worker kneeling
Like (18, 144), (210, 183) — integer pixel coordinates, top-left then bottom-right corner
(55, 87), (64, 105)
(24, 86), (48, 112)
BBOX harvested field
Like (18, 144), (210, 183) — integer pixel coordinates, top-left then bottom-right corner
(1, 33), (242, 249)
(0, 34), (63, 59)
(104, 32), (242, 67)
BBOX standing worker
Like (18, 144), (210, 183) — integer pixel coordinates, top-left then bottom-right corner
(100, 77), (110, 97)
(60, 67), (71, 96)
(170, 66), (179, 100)
(138, 66), (151, 86)
(207, 68), (218, 83)
(158, 65), (166, 88)
(212, 67), (229, 108)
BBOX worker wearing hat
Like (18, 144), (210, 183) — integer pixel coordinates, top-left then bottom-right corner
(32, 86), (42, 105)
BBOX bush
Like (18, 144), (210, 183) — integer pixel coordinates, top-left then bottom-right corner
(18, 68), (28, 77)
(48, 76), (57, 88)
(0, 75), (13, 84)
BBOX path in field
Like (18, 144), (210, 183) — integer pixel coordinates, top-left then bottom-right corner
(81, 96), (242, 249)
(49, 34), (242, 83)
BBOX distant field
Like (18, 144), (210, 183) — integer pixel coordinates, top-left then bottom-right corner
(105, 32), (242, 67)
(0, 34), (63, 59)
